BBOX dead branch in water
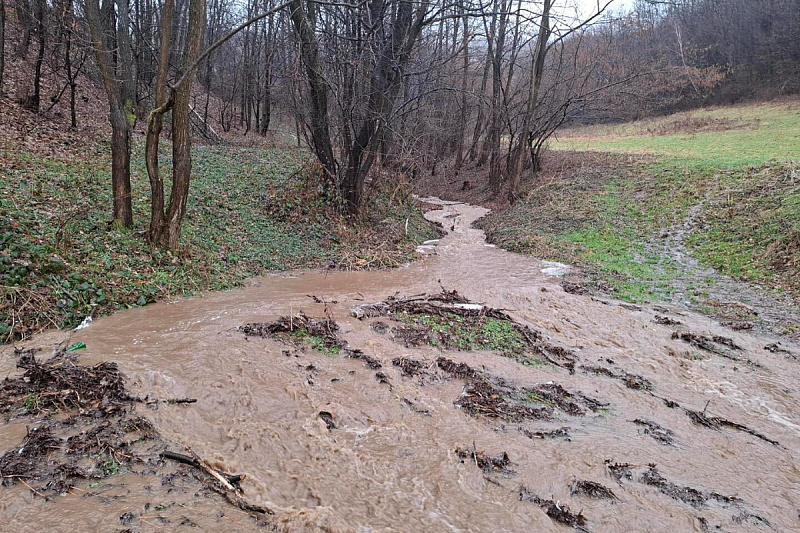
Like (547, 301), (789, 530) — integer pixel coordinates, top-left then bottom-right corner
(162, 448), (273, 516)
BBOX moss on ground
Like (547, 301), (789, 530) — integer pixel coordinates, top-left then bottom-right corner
(1, 143), (440, 342)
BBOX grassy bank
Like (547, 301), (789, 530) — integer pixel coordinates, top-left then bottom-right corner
(1, 143), (439, 342)
(481, 100), (800, 304)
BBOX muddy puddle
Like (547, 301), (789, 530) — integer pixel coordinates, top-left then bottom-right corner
(1, 199), (799, 532)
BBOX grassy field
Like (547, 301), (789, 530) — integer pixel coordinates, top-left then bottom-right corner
(1, 143), (439, 342)
(482, 100), (800, 307)
(556, 101), (800, 166)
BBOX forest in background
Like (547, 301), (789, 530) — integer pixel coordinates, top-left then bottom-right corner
(2, 0), (800, 341)
(2, 0), (799, 214)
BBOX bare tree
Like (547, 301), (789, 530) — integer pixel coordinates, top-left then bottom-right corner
(145, 0), (175, 242)
(16, 0), (33, 58)
(506, 0), (551, 200)
(116, 0), (137, 117)
(162, 0), (206, 248)
(86, 0), (134, 227)
(21, 0), (45, 110)
(288, 0), (337, 185)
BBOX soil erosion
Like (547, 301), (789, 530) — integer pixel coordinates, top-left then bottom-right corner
(1, 200), (798, 532)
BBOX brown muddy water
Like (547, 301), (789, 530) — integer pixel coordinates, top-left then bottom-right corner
(1, 199), (798, 532)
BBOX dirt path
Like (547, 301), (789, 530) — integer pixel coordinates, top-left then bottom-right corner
(1, 199), (798, 532)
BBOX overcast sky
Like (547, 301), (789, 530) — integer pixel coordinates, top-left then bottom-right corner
(568, 0), (635, 17)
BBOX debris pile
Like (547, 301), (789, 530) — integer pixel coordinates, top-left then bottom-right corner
(352, 290), (577, 371)
(0, 348), (269, 520)
(0, 350), (156, 495)
(436, 357), (606, 422)
(0, 350), (128, 414)
(580, 365), (653, 391)
(454, 446), (514, 476)
(632, 419), (676, 445)
(519, 487), (589, 530)
(242, 313), (343, 354)
(671, 331), (743, 360)
(570, 480), (617, 500)
(603, 460), (767, 524)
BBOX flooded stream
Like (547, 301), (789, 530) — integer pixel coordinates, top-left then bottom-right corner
(1, 199), (798, 532)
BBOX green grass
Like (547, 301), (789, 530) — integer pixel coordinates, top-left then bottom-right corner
(101, 456), (124, 476)
(555, 101), (800, 166)
(564, 227), (679, 302)
(396, 311), (542, 365)
(1, 143), (440, 342)
(23, 393), (40, 412)
(685, 165), (799, 290)
(483, 100), (800, 302)
(289, 328), (341, 356)
(524, 391), (551, 407)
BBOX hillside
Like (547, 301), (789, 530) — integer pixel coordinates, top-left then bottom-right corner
(0, 52), (439, 343)
(479, 100), (800, 336)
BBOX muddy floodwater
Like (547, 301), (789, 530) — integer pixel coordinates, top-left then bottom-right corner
(1, 200), (799, 532)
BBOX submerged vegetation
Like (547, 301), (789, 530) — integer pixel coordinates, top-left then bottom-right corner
(394, 312), (529, 355)
(352, 290), (578, 371)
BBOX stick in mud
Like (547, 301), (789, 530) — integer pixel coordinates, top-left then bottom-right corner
(520, 427), (572, 441)
(684, 408), (780, 446)
(161, 448), (273, 516)
(454, 445), (515, 476)
(631, 419), (676, 446)
(580, 365), (653, 391)
(161, 451), (242, 485)
(648, 392), (780, 446)
(519, 487), (590, 531)
(671, 331), (749, 363)
(604, 460), (769, 525)
(570, 480), (617, 501)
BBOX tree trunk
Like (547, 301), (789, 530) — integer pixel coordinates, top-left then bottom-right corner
(468, 3), (496, 163)
(0, 0), (5, 95)
(15, 0), (32, 58)
(160, 0), (206, 248)
(259, 12), (275, 136)
(63, 0), (77, 127)
(288, 0), (337, 185)
(453, 8), (469, 172)
(507, 0), (551, 202)
(110, 107), (133, 225)
(24, 0), (45, 111)
(145, 0), (174, 242)
(86, 0), (133, 227)
(340, 0), (426, 214)
(259, 70), (271, 135)
(487, 0), (510, 192)
(116, 0), (137, 119)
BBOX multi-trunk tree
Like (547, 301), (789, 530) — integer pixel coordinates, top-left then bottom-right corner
(85, 0), (134, 227)
(8, 0), (792, 247)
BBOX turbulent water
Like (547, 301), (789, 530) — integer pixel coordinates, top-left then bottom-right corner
(1, 199), (798, 532)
